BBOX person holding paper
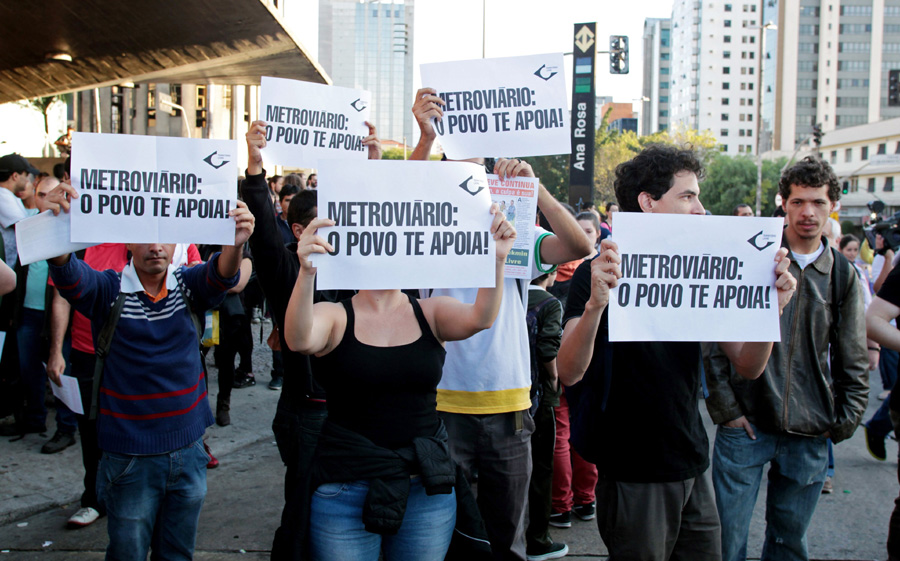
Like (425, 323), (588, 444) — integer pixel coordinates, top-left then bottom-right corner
(0, 258), (14, 295)
(282, 205), (515, 561)
(707, 156), (868, 561)
(41, 181), (255, 561)
(240, 119), (380, 559)
(411, 87), (594, 561)
(557, 144), (798, 561)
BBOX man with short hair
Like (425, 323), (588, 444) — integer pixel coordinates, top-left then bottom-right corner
(707, 156), (868, 561)
(733, 203), (753, 217)
(44, 182), (255, 560)
(307, 173), (317, 189)
(557, 144), (797, 560)
(277, 184), (301, 245)
(0, 153), (38, 265)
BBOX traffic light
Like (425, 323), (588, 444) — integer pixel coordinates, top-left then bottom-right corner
(812, 123), (823, 147)
(890, 69), (900, 107)
(842, 181), (849, 195)
(610, 35), (629, 74)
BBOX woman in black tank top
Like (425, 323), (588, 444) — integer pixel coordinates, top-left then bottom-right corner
(283, 208), (515, 561)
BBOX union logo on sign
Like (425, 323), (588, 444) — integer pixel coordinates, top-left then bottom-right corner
(575, 26), (595, 53)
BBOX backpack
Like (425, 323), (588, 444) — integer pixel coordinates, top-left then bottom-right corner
(526, 294), (557, 414)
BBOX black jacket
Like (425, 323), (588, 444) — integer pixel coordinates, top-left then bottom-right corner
(304, 420), (491, 559)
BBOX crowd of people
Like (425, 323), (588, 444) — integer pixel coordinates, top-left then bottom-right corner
(0, 83), (894, 561)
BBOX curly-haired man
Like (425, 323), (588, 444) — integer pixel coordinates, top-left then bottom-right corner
(707, 156), (868, 561)
(558, 144), (798, 560)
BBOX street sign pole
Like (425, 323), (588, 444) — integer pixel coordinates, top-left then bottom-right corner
(569, 22), (597, 210)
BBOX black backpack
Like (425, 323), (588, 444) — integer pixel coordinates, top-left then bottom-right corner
(526, 294), (557, 414)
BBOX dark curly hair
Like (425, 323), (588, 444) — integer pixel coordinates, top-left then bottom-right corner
(778, 156), (840, 202)
(614, 144), (705, 212)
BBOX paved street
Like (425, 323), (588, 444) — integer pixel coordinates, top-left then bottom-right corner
(0, 322), (895, 559)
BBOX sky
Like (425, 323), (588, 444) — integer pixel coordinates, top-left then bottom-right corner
(412, 0), (675, 106)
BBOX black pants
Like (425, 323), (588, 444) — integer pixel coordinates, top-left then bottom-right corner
(70, 348), (104, 513)
(270, 398), (328, 560)
(214, 312), (253, 399)
(526, 399), (557, 549)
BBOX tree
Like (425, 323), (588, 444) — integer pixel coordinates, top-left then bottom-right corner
(700, 155), (787, 216)
(529, 153), (569, 201)
(19, 94), (68, 156)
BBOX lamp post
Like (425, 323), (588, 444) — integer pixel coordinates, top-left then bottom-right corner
(754, 21), (777, 217)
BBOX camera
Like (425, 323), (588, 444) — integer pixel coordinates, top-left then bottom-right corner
(863, 200), (900, 252)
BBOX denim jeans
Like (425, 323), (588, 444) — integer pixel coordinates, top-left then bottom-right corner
(97, 438), (209, 561)
(882, 348), (899, 392)
(309, 478), (456, 561)
(17, 308), (77, 432)
(712, 422), (828, 561)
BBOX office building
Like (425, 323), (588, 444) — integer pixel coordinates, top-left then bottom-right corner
(319, 0), (414, 145)
(642, 18), (672, 135)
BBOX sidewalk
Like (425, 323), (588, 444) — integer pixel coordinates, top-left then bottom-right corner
(0, 324), (895, 559)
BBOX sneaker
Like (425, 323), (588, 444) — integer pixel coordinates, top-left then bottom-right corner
(866, 425), (888, 461)
(67, 507), (100, 528)
(0, 423), (46, 437)
(549, 510), (571, 528)
(41, 430), (76, 454)
(233, 369), (256, 389)
(527, 541), (569, 561)
(573, 501), (596, 521)
(879, 390), (892, 401)
(205, 442), (219, 469)
(822, 476), (834, 494)
(268, 376), (283, 391)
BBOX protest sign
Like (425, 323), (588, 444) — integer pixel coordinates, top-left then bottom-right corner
(69, 133), (237, 245)
(311, 160), (495, 290)
(420, 53), (570, 160)
(608, 213), (784, 342)
(16, 210), (94, 266)
(259, 76), (371, 166)
(487, 174), (538, 279)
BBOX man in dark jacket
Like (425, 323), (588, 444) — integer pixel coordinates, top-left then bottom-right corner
(241, 119), (380, 560)
(707, 156), (869, 561)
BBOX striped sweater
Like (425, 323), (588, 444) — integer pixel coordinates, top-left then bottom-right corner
(51, 254), (237, 455)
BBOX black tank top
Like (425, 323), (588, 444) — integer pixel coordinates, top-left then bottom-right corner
(314, 294), (446, 449)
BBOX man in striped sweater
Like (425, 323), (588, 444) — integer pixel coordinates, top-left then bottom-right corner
(44, 183), (255, 561)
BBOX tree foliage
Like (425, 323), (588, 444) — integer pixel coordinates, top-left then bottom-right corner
(700, 155), (787, 217)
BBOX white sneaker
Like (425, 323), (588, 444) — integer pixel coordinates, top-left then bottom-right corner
(67, 507), (100, 528)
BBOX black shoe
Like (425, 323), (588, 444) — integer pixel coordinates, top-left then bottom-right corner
(866, 425), (888, 461)
(41, 430), (76, 454)
(527, 541), (569, 561)
(232, 368), (256, 389)
(548, 510), (571, 528)
(216, 397), (231, 427)
(573, 501), (596, 521)
(268, 376), (283, 391)
(0, 423), (47, 437)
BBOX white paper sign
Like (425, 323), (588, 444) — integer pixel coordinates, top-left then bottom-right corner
(259, 76), (371, 166)
(16, 210), (94, 266)
(419, 53), (571, 160)
(50, 374), (83, 415)
(313, 160), (495, 290)
(487, 174), (538, 279)
(70, 133), (238, 244)
(609, 213), (784, 342)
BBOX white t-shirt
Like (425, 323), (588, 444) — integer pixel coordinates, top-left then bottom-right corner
(0, 187), (27, 265)
(791, 242), (825, 270)
(425, 228), (555, 414)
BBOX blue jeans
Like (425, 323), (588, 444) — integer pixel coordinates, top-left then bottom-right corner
(97, 438), (209, 561)
(309, 478), (456, 561)
(17, 308), (77, 432)
(712, 422), (828, 561)
(881, 347), (899, 393)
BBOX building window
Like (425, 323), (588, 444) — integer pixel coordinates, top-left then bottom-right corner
(724, 51), (731, 59)
(722, 97), (730, 105)
(841, 5), (873, 16)
(661, 67), (670, 74)
(723, 82), (730, 89)
(659, 110), (669, 117)
(846, 148), (853, 163)
(896, 141), (900, 154)
(723, 67), (731, 74)
(722, 113), (730, 121)
(869, 177), (877, 192)
(660, 82), (669, 89)
(830, 150), (837, 164)
(739, 129), (746, 136)
(725, 3), (732, 11)
(724, 35), (732, 43)
(887, 177), (895, 192)
(721, 128), (729, 136)
(862, 146), (869, 160)
(839, 24), (872, 34)
(879, 143), (887, 155)
(725, 20), (732, 27)
(659, 96), (669, 103)
(746, 129), (753, 137)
